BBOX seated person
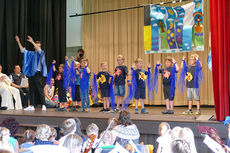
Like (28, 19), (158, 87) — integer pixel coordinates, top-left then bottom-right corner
(9, 65), (29, 108)
(44, 78), (58, 108)
(0, 65), (22, 110)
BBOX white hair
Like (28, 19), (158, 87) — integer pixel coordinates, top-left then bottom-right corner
(86, 123), (99, 137)
(100, 131), (111, 145)
(36, 124), (51, 140)
(171, 126), (182, 140)
(63, 134), (83, 153)
(63, 119), (76, 135)
(179, 128), (197, 153)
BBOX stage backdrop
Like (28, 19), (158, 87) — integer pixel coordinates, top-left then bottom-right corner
(82, 0), (213, 106)
(0, 0), (66, 74)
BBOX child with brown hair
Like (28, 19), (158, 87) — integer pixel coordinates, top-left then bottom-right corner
(97, 62), (111, 113)
(114, 55), (128, 111)
(157, 56), (179, 114)
(132, 58), (149, 114)
(20, 129), (35, 151)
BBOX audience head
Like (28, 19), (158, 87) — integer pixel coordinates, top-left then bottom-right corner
(0, 127), (10, 142)
(63, 134), (83, 153)
(86, 123), (99, 137)
(179, 128), (197, 153)
(0, 117), (19, 137)
(108, 118), (118, 130)
(118, 110), (132, 127)
(171, 126), (182, 140)
(100, 131), (112, 145)
(58, 64), (65, 73)
(49, 128), (57, 141)
(74, 118), (83, 137)
(23, 129), (35, 142)
(100, 62), (108, 71)
(165, 56), (173, 68)
(13, 65), (21, 74)
(0, 65), (2, 73)
(36, 124), (51, 141)
(117, 54), (125, 65)
(62, 119), (76, 136)
(77, 49), (85, 58)
(158, 122), (171, 136)
(171, 139), (191, 153)
(134, 58), (143, 69)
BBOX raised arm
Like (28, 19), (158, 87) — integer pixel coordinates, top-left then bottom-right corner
(172, 58), (180, 72)
(27, 35), (40, 51)
(180, 56), (186, 69)
(52, 60), (56, 72)
(15, 35), (24, 51)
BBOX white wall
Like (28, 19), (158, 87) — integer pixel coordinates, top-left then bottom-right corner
(66, 0), (82, 47)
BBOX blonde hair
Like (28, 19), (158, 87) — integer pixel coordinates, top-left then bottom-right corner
(49, 128), (57, 139)
(63, 134), (83, 153)
(63, 119), (76, 135)
(108, 118), (118, 130)
(158, 122), (171, 136)
(0, 128), (10, 141)
(23, 129), (35, 142)
(117, 54), (125, 60)
(81, 58), (88, 64)
(36, 124), (51, 140)
(86, 123), (99, 137)
(134, 58), (143, 64)
(100, 62), (107, 66)
(179, 128), (197, 153)
(190, 54), (199, 60)
(100, 131), (111, 144)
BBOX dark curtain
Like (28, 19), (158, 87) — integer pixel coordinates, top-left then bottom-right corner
(210, 0), (230, 121)
(0, 0), (66, 74)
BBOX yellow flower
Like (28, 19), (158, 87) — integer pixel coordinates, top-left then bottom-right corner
(98, 74), (106, 84)
(185, 72), (193, 82)
(139, 72), (147, 81)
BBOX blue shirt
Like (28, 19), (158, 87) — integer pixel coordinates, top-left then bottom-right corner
(75, 73), (80, 85)
(80, 67), (90, 89)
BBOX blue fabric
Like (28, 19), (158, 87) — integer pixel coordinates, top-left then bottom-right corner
(46, 63), (55, 86)
(178, 60), (187, 94)
(20, 142), (33, 149)
(207, 50), (212, 71)
(182, 26), (193, 50)
(147, 67), (154, 101)
(194, 60), (204, 89)
(109, 76), (116, 110)
(63, 60), (70, 90)
(80, 67), (90, 106)
(75, 72), (80, 85)
(22, 50), (47, 77)
(169, 63), (176, 100)
(91, 73), (99, 103)
(123, 68), (137, 109)
(9, 137), (17, 150)
(34, 140), (53, 145)
(224, 116), (230, 125)
(69, 60), (76, 100)
(81, 88), (90, 109)
(153, 64), (161, 93)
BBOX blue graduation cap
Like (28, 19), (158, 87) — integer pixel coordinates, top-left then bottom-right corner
(224, 116), (230, 126)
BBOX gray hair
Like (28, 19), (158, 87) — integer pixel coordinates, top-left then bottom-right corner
(63, 119), (76, 136)
(63, 134), (83, 153)
(86, 123), (99, 137)
(36, 124), (51, 140)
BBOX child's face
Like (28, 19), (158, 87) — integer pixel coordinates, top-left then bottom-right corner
(81, 61), (87, 68)
(117, 58), (124, 65)
(165, 60), (172, 68)
(51, 79), (54, 85)
(101, 64), (108, 71)
(135, 61), (143, 69)
(189, 59), (196, 65)
(59, 66), (64, 73)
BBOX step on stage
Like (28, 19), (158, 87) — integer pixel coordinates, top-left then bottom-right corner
(0, 106), (225, 153)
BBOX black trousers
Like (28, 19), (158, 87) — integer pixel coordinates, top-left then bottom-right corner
(18, 88), (29, 107)
(28, 72), (45, 106)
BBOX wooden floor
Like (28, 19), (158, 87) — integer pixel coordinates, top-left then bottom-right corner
(0, 106), (217, 123)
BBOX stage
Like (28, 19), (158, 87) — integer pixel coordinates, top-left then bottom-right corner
(0, 106), (226, 153)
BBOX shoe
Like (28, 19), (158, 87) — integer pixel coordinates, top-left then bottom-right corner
(134, 109), (139, 114)
(56, 108), (67, 112)
(141, 108), (149, 114)
(195, 109), (201, 115)
(168, 110), (174, 114)
(76, 105), (81, 108)
(79, 108), (85, 112)
(24, 106), (35, 111)
(162, 110), (169, 114)
(112, 108), (119, 113)
(182, 109), (193, 115)
(104, 108), (110, 113)
(99, 108), (106, 112)
(85, 108), (90, 113)
(42, 105), (47, 111)
(69, 107), (78, 112)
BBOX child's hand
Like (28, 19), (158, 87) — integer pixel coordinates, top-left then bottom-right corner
(147, 64), (151, 68)
(15, 35), (20, 42)
(172, 58), (176, 64)
(156, 60), (161, 65)
(71, 56), (75, 60)
(65, 56), (68, 61)
(182, 56), (186, 61)
(27, 35), (34, 43)
(52, 60), (56, 64)
(127, 81), (131, 86)
(195, 55), (199, 60)
(131, 63), (136, 69)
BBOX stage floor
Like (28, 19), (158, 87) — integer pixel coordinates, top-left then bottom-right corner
(0, 106), (217, 123)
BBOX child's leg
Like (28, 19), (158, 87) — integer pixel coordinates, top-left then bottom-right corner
(170, 100), (174, 110)
(106, 98), (110, 109)
(165, 99), (170, 110)
(103, 97), (107, 109)
(117, 96), (121, 109)
(196, 101), (200, 109)
(81, 90), (85, 109)
(140, 99), (144, 109)
(188, 100), (193, 110)
(86, 89), (90, 109)
(135, 99), (139, 109)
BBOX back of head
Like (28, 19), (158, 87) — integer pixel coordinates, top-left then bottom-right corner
(74, 118), (83, 137)
(179, 128), (197, 153)
(86, 123), (99, 137)
(171, 126), (182, 140)
(108, 118), (118, 130)
(63, 134), (83, 149)
(118, 111), (132, 127)
(100, 131), (111, 145)
(0, 128), (10, 142)
(0, 117), (19, 137)
(49, 128), (57, 139)
(63, 119), (76, 136)
(171, 139), (191, 153)
(24, 129), (35, 142)
(36, 124), (51, 140)
(158, 122), (171, 136)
